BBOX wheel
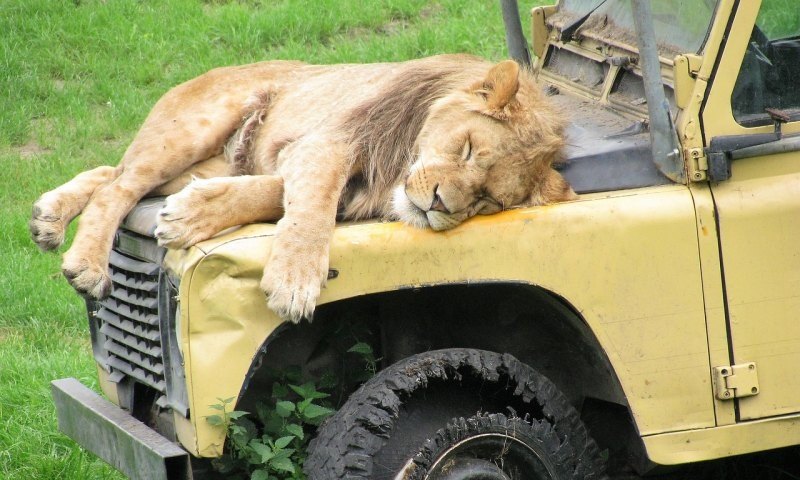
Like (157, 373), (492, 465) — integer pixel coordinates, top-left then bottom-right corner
(410, 412), (572, 479)
(304, 348), (607, 479)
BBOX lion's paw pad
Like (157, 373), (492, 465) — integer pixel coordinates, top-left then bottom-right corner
(261, 271), (323, 324)
(62, 258), (112, 299)
(30, 198), (67, 251)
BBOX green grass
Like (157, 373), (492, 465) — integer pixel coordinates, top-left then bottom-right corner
(0, 0), (545, 478)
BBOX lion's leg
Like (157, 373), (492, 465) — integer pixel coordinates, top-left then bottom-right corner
(30, 165), (121, 251)
(260, 138), (350, 323)
(149, 155), (232, 197)
(60, 67), (267, 299)
(155, 173), (284, 249)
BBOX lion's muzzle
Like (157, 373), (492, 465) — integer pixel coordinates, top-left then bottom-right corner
(400, 163), (477, 231)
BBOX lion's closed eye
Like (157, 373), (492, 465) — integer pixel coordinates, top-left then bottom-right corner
(460, 137), (472, 162)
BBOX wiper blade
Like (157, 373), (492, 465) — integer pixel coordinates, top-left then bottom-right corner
(706, 108), (800, 181)
(560, 0), (609, 42)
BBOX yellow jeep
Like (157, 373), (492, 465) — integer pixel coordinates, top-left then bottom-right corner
(52, 0), (800, 478)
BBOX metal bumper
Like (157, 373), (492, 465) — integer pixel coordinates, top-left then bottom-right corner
(52, 378), (190, 480)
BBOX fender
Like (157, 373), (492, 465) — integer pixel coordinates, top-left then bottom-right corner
(163, 183), (709, 456)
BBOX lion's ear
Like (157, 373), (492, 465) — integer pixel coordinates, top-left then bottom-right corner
(473, 60), (520, 118)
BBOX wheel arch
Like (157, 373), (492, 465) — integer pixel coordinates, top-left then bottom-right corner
(236, 282), (647, 471)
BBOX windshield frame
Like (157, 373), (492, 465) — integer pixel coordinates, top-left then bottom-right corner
(552, 0), (720, 56)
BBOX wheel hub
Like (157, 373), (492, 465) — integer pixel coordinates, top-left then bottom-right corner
(427, 457), (511, 479)
(424, 433), (557, 480)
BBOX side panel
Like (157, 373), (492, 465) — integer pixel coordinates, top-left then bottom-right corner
(169, 185), (712, 454)
(710, 155), (800, 420)
(702, 0), (800, 420)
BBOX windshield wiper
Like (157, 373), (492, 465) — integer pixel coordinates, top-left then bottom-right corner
(560, 0), (609, 42)
(706, 108), (800, 181)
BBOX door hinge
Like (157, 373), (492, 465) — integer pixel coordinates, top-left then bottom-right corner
(686, 147), (708, 182)
(713, 362), (759, 400)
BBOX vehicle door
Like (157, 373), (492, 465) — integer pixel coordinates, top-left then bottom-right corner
(702, 0), (800, 420)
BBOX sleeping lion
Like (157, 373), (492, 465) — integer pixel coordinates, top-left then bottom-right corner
(30, 54), (575, 323)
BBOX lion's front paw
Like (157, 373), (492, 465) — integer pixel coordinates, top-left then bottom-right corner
(260, 251), (329, 323)
(61, 255), (112, 299)
(154, 180), (228, 249)
(30, 196), (68, 251)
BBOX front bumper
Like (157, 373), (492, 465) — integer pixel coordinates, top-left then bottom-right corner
(52, 378), (190, 480)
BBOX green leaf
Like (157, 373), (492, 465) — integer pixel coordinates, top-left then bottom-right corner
(251, 469), (270, 480)
(206, 414), (224, 426)
(275, 400), (296, 418)
(219, 396), (236, 404)
(271, 383), (290, 399)
(228, 410), (249, 420)
(296, 398), (312, 413)
(269, 456), (296, 474)
(271, 448), (295, 460)
(287, 382), (311, 399)
(284, 423), (304, 440)
(283, 365), (303, 384)
(302, 403), (335, 421)
(209, 403), (226, 411)
(289, 382), (330, 400)
(262, 411), (284, 435)
(249, 440), (274, 463)
(274, 435), (295, 449)
(348, 342), (373, 356)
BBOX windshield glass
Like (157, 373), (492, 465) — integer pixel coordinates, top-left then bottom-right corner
(732, 0), (800, 125)
(556, 0), (719, 55)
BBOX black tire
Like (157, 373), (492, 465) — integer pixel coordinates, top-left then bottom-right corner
(411, 412), (573, 479)
(304, 348), (607, 479)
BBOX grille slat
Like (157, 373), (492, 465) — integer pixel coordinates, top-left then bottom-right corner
(107, 356), (166, 391)
(103, 340), (164, 376)
(109, 287), (158, 310)
(101, 297), (158, 326)
(100, 322), (163, 358)
(110, 250), (160, 275)
(110, 270), (158, 291)
(95, 249), (167, 397)
(96, 308), (161, 341)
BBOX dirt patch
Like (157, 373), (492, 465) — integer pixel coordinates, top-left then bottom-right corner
(0, 328), (21, 343)
(419, 4), (443, 20)
(345, 4), (443, 41)
(18, 140), (52, 159)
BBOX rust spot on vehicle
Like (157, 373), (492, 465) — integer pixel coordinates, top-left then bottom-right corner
(701, 225), (709, 236)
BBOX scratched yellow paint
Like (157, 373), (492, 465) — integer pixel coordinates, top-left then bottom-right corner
(159, 185), (714, 456)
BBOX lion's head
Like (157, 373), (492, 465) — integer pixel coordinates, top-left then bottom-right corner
(391, 60), (575, 231)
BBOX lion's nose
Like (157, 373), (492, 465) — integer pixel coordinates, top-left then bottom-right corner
(429, 186), (450, 214)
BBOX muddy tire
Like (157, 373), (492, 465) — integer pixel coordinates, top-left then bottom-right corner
(304, 348), (607, 479)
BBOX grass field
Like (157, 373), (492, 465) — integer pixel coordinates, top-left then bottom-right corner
(6, 1), (800, 479)
(0, 1), (541, 478)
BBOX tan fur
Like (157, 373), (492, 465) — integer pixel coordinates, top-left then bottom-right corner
(30, 55), (575, 322)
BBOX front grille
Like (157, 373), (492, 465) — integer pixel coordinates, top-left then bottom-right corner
(92, 249), (168, 407)
(88, 215), (189, 417)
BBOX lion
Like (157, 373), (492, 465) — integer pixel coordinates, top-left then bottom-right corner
(29, 54), (575, 323)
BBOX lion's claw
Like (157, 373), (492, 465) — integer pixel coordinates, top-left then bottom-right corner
(61, 258), (112, 299)
(260, 246), (328, 323)
(30, 198), (67, 251)
(155, 179), (226, 249)
(261, 275), (321, 323)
